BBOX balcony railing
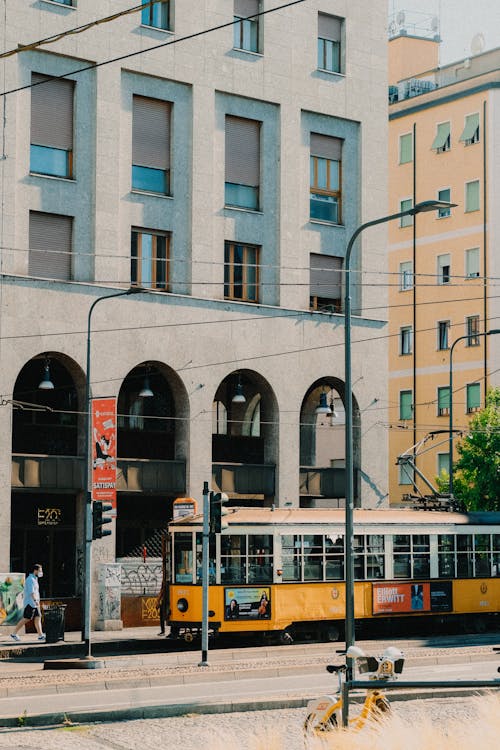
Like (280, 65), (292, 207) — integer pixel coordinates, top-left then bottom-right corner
(212, 462), (275, 497)
(300, 466), (348, 499)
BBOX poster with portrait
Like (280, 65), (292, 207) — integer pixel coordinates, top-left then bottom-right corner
(224, 587), (271, 621)
(372, 581), (452, 615)
(91, 397), (117, 509)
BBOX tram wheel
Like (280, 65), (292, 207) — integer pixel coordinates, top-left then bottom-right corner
(279, 628), (293, 645)
(321, 625), (340, 642)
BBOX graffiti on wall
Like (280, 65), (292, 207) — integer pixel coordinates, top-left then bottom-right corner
(120, 562), (163, 595)
(0, 574), (25, 625)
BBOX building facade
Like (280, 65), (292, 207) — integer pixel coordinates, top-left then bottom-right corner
(388, 27), (500, 505)
(0, 0), (388, 626)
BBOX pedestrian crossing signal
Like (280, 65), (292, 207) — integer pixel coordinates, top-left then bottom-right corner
(92, 501), (113, 539)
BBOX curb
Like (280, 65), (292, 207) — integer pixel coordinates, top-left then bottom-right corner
(2, 687), (496, 729)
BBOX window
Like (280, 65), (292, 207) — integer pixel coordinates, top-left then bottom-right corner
(49, 0), (74, 5)
(30, 74), (74, 178)
(131, 229), (169, 290)
(460, 113), (480, 145)
(466, 315), (480, 346)
(310, 133), (342, 223)
(354, 535), (385, 580)
(437, 188), (451, 217)
(399, 390), (413, 421)
(400, 198), (413, 227)
(398, 463), (414, 486)
(29, 211), (72, 280)
(466, 383), (481, 413)
(437, 453), (450, 481)
(400, 326), (412, 355)
(437, 386), (450, 416)
(224, 242), (260, 302)
(310, 253), (342, 312)
(399, 260), (413, 291)
(225, 116), (260, 210)
(465, 248), (480, 278)
(141, 0), (170, 30)
(438, 320), (450, 350)
(393, 535), (430, 578)
(465, 180), (480, 212)
(317, 13), (343, 74)
(233, 0), (259, 53)
(132, 96), (170, 194)
(399, 133), (413, 164)
(437, 253), (451, 284)
(431, 121), (450, 152)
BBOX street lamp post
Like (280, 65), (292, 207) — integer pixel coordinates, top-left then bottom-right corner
(82, 287), (143, 659)
(343, 199), (455, 680)
(448, 328), (500, 499)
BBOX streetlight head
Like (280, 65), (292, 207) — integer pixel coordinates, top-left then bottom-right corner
(487, 328), (500, 335)
(412, 200), (458, 214)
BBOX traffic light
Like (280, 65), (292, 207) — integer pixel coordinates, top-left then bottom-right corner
(209, 492), (229, 533)
(92, 501), (113, 539)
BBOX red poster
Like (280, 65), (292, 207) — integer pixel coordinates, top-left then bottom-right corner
(91, 397), (117, 508)
(372, 582), (431, 615)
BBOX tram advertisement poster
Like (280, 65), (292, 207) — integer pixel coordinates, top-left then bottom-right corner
(372, 582), (452, 615)
(91, 397), (117, 509)
(224, 587), (271, 620)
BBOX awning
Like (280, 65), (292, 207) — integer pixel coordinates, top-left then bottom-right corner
(431, 122), (450, 150)
(459, 113), (479, 142)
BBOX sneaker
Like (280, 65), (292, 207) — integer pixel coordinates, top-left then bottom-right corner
(10, 633), (20, 642)
(37, 634), (46, 641)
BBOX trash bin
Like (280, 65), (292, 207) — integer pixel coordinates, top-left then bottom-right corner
(43, 605), (67, 643)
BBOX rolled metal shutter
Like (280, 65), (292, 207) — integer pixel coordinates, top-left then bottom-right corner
(31, 73), (74, 149)
(310, 253), (342, 299)
(318, 13), (341, 42)
(225, 115), (260, 187)
(132, 96), (170, 169)
(234, 0), (259, 17)
(310, 133), (342, 160)
(29, 212), (72, 280)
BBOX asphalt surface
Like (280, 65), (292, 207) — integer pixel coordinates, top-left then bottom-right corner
(0, 628), (498, 727)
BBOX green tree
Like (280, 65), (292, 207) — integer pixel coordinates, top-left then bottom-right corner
(450, 388), (500, 510)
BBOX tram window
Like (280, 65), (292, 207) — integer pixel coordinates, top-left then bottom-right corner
(366, 555), (384, 578)
(457, 534), (473, 551)
(394, 534), (410, 552)
(325, 534), (344, 580)
(195, 532), (216, 584)
(474, 534), (493, 577)
(493, 536), (500, 576)
(438, 535), (455, 577)
(282, 534), (301, 581)
(413, 554), (430, 578)
(413, 535), (430, 552)
(220, 534), (246, 584)
(303, 535), (324, 581)
(394, 554), (411, 578)
(248, 535), (273, 583)
(174, 533), (194, 583)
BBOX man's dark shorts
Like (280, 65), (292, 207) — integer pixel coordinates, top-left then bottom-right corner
(23, 604), (40, 620)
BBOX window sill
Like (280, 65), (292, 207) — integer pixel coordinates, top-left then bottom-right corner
(131, 189), (173, 200)
(140, 24), (173, 34)
(399, 353), (413, 357)
(232, 47), (263, 58)
(29, 172), (75, 183)
(40, 0), (76, 9)
(436, 215), (451, 220)
(317, 68), (345, 78)
(465, 208), (480, 213)
(224, 205), (263, 215)
(309, 218), (343, 228)
(400, 288), (413, 293)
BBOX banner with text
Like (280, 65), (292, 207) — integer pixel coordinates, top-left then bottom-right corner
(91, 397), (117, 508)
(372, 581), (452, 615)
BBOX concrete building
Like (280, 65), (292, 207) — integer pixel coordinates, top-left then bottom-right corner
(0, 0), (388, 627)
(388, 20), (500, 506)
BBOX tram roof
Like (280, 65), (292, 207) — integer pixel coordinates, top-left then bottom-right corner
(169, 507), (500, 528)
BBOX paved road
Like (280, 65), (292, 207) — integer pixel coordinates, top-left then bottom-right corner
(0, 639), (498, 727)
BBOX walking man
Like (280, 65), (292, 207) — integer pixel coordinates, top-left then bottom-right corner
(10, 564), (45, 641)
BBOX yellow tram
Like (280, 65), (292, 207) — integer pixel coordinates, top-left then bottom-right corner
(167, 508), (500, 643)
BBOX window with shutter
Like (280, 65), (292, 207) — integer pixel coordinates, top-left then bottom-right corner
(399, 260), (413, 291)
(431, 122), (451, 152)
(310, 133), (342, 224)
(459, 113), (480, 145)
(437, 253), (451, 284)
(225, 116), (261, 210)
(233, 0), (260, 53)
(399, 391), (413, 421)
(437, 387), (450, 416)
(29, 212), (72, 280)
(399, 133), (413, 164)
(465, 248), (480, 278)
(132, 96), (171, 194)
(400, 198), (413, 227)
(437, 321), (450, 350)
(465, 180), (480, 212)
(437, 188), (451, 217)
(30, 74), (74, 178)
(224, 242), (260, 302)
(141, 0), (170, 30)
(400, 326), (412, 355)
(466, 383), (481, 413)
(131, 228), (170, 290)
(309, 253), (342, 311)
(466, 315), (480, 346)
(317, 13), (343, 73)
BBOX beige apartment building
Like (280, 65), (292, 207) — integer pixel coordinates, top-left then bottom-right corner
(0, 1), (388, 627)
(388, 23), (500, 506)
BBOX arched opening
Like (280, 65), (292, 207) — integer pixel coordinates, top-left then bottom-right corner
(212, 370), (278, 505)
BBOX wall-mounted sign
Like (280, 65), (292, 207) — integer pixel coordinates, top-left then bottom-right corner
(173, 497), (197, 520)
(91, 397), (117, 509)
(37, 507), (62, 526)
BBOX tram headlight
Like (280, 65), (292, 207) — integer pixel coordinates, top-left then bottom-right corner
(177, 597), (189, 613)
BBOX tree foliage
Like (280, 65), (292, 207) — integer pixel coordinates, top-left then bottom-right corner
(451, 388), (500, 511)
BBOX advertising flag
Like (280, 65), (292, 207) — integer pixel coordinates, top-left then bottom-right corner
(91, 397), (117, 508)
